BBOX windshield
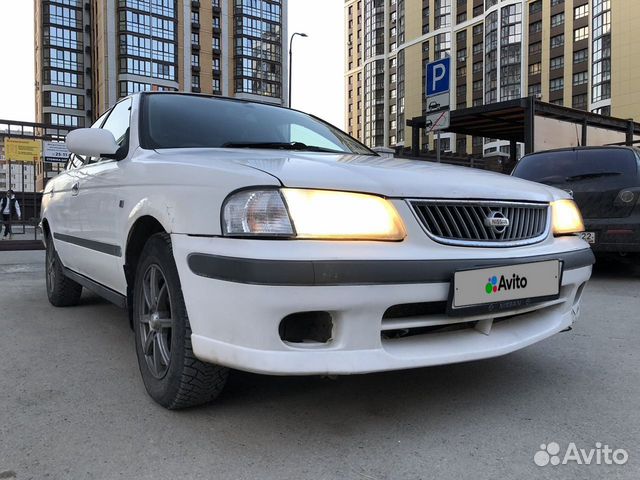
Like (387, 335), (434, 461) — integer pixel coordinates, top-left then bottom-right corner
(513, 149), (639, 186)
(140, 94), (374, 155)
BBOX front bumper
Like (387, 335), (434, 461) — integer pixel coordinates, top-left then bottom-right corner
(172, 234), (593, 376)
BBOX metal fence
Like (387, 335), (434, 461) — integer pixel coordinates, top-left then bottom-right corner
(0, 119), (72, 251)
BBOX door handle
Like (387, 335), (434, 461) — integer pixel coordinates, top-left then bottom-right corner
(71, 182), (79, 196)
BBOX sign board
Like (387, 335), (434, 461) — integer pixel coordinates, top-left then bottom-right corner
(3, 138), (41, 162)
(425, 57), (451, 133)
(426, 92), (450, 113)
(43, 141), (71, 163)
(425, 57), (451, 97)
(425, 110), (450, 133)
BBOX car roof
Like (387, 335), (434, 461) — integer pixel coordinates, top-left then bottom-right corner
(523, 145), (640, 156)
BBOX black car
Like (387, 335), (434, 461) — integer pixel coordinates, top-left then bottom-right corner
(512, 146), (640, 254)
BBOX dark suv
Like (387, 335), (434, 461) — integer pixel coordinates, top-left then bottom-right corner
(512, 146), (640, 254)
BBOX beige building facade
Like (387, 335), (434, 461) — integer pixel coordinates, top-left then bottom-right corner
(35, 0), (288, 126)
(346, 0), (634, 156)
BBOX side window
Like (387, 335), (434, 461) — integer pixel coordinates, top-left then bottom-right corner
(101, 98), (132, 148)
(85, 99), (132, 165)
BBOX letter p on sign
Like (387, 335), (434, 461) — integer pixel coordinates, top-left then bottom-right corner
(426, 57), (451, 97)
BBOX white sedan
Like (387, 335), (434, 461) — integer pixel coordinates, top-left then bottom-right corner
(41, 92), (593, 409)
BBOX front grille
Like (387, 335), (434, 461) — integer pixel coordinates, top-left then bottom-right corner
(410, 200), (549, 246)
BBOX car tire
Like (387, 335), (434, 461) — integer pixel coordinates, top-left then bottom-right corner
(133, 233), (229, 409)
(46, 235), (83, 307)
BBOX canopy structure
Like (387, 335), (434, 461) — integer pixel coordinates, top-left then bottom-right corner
(407, 97), (640, 161)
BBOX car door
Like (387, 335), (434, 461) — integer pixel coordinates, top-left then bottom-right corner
(47, 153), (87, 274)
(65, 98), (132, 293)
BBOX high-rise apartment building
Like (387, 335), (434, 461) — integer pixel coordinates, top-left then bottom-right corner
(35, 0), (288, 127)
(345, 0), (635, 155)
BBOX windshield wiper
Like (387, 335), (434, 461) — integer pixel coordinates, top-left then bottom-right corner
(222, 141), (345, 153)
(565, 172), (623, 182)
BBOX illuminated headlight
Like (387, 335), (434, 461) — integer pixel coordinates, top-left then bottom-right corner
(551, 199), (585, 235)
(222, 188), (406, 241)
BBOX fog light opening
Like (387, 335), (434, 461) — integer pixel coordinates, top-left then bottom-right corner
(279, 311), (333, 344)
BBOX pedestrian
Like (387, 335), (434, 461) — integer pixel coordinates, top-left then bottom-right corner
(1, 189), (21, 240)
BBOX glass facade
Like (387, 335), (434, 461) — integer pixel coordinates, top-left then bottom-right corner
(41, 0), (87, 127)
(363, 59), (384, 147)
(499, 3), (521, 101)
(234, 0), (283, 99)
(118, 1), (178, 87)
(592, 0), (611, 106)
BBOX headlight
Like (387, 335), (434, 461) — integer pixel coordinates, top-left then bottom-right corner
(222, 188), (406, 241)
(551, 199), (585, 235)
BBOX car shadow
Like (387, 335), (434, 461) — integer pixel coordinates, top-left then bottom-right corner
(592, 253), (640, 279)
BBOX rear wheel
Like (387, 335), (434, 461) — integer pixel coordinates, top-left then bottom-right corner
(133, 233), (228, 409)
(46, 236), (82, 307)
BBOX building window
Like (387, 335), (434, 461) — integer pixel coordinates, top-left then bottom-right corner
(529, 62), (541, 75)
(529, 21), (542, 35)
(45, 113), (82, 127)
(574, 27), (589, 42)
(551, 0), (564, 6)
(574, 48), (588, 64)
(457, 65), (466, 77)
(529, 1), (542, 15)
(44, 69), (82, 88)
(592, 105), (611, 116)
(473, 23), (482, 36)
(551, 13), (564, 28)
(550, 34), (564, 48)
(44, 48), (82, 71)
(550, 78), (564, 92)
(573, 71), (588, 86)
(574, 4), (588, 19)
(434, 0), (452, 29)
(572, 93), (587, 110)
(212, 77), (221, 93)
(435, 32), (451, 59)
(529, 42), (542, 55)
(528, 83), (541, 96)
(472, 60), (482, 73)
(46, 92), (83, 109)
(456, 12), (466, 24)
(473, 5), (483, 17)
(550, 56), (564, 70)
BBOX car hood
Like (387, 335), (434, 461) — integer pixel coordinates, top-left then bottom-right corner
(154, 148), (566, 202)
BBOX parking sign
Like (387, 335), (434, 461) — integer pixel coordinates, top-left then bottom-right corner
(425, 57), (451, 97)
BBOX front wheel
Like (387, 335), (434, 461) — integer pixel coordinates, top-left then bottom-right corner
(133, 233), (228, 409)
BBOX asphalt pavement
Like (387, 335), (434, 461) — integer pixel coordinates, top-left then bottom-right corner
(0, 250), (638, 480)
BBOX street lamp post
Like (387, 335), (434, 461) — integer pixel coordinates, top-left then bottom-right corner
(288, 32), (308, 108)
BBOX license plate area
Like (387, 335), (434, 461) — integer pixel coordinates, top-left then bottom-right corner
(578, 232), (596, 244)
(448, 260), (562, 317)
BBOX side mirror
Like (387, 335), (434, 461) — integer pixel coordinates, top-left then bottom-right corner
(66, 129), (121, 159)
